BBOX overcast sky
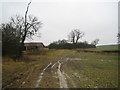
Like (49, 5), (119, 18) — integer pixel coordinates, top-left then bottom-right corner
(0, 0), (119, 46)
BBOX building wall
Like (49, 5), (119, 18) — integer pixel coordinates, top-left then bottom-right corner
(24, 43), (44, 50)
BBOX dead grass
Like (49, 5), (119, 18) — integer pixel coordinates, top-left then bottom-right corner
(2, 49), (75, 88)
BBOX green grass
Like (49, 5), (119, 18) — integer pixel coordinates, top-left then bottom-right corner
(96, 45), (118, 51)
(79, 44), (119, 51)
(62, 51), (118, 88)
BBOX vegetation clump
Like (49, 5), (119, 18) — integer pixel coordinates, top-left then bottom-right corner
(48, 41), (95, 49)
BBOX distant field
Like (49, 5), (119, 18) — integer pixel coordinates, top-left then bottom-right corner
(97, 45), (118, 51)
(83, 45), (118, 51)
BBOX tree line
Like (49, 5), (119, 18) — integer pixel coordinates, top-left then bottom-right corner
(48, 29), (99, 49)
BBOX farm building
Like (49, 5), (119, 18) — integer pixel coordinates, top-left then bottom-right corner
(24, 42), (45, 50)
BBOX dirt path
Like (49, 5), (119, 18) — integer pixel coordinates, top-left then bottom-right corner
(33, 57), (70, 88)
(3, 56), (88, 88)
(57, 61), (68, 88)
(35, 62), (52, 88)
(34, 57), (79, 88)
(34, 57), (69, 88)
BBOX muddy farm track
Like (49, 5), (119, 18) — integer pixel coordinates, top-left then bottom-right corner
(2, 50), (118, 88)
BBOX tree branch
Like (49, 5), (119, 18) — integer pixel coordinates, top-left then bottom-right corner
(25, 0), (32, 26)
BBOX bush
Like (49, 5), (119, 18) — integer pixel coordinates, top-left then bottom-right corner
(1, 23), (21, 56)
(48, 42), (95, 49)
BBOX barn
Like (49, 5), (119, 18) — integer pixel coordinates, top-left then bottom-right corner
(24, 42), (45, 50)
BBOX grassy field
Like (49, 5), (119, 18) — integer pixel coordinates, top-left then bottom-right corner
(2, 46), (118, 88)
(62, 52), (118, 88)
(97, 45), (118, 51)
(84, 44), (118, 51)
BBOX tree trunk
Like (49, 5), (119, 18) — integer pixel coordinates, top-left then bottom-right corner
(17, 1), (31, 58)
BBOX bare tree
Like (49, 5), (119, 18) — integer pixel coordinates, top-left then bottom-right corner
(68, 31), (76, 44)
(91, 39), (99, 46)
(74, 29), (84, 44)
(68, 29), (84, 44)
(10, 0), (42, 56)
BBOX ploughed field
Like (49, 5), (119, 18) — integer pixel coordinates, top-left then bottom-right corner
(2, 49), (118, 88)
